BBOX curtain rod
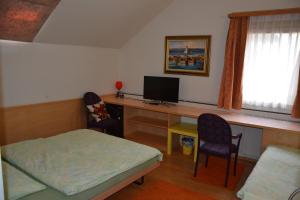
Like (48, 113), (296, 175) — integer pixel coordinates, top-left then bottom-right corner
(228, 7), (300, 18)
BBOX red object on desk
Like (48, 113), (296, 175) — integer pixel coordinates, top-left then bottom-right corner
(115, 81), (123, 90)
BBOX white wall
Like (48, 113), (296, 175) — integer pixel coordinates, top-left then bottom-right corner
(117, 0), (300, 104)
(0, 41), (118, 107)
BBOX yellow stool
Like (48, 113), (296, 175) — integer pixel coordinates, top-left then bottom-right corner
(168, 123), (198, 162)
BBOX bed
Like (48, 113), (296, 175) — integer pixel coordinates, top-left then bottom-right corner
(237, 145), (300, 200)
(1, 129), (162, 200)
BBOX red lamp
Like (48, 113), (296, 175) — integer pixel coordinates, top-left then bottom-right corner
(115, 81), (124, 98)
(115, 81), (123, 90)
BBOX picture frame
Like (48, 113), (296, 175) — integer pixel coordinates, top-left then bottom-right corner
(164, 35), (211, 76)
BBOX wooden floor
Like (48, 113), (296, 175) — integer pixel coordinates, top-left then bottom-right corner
(107, 148), (255, 200)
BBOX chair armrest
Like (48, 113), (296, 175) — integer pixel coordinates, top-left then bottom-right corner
(232, 133), (242, 150)
(232, 133), (242, 139)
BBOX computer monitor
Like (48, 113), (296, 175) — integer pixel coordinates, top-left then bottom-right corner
(143, 76), (179, 103)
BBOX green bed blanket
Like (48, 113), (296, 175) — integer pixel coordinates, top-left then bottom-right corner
(237, 145), (300, 200)
(2, 161), (46, 200)
(2, 129), (162, 196)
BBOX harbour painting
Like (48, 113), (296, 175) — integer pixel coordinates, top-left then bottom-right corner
(164, 35), (211, 76)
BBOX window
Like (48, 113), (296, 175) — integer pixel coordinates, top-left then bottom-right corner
(242, 14), (300, 113)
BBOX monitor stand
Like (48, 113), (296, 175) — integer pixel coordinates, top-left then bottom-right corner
(143, 100), (176, 106)
(143, 100), (160, 105)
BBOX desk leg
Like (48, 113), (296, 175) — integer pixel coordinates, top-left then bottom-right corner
(167, 130), (172, 155)
(194, 137), (198, 162)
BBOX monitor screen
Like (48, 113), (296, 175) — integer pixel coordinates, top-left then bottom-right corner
(143, 76), (179, 103)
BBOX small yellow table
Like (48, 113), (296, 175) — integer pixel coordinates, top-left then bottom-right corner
(168, 123), (198, 162)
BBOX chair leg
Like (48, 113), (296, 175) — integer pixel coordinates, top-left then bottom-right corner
(193, 137), (198, 162)
(224, 156), (231, 187)
(134, 176), (144, 185)
(167, 130), (173, 155)
(234, 152), (238, 176)
(194, 151), (200, 177)
(205, 154), (209, 168)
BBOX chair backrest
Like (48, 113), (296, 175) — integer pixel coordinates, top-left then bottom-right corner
(83, 92), (101, 128)
(197, 113), (232, 145)
(83, 92), (101, 105)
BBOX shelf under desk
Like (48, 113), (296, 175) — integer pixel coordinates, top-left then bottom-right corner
(126, 131), (167, 152)
(128, 116), (168, 129)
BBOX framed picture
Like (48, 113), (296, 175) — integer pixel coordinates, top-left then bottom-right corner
(164, 35), (211, 76)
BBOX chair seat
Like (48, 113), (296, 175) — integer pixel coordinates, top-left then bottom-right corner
(200, 143), (237, 156)
(89, 118), (122, 137)
(97, 118), (119, 129)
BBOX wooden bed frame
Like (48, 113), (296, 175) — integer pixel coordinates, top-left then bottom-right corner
(93, 162), (160, 200)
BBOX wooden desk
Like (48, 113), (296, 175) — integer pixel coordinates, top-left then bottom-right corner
(102, 95), (300, 152)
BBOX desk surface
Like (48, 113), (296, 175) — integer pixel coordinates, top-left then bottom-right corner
(102, 95), (300, 133)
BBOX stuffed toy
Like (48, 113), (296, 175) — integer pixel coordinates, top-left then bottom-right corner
(87, 100), (110, 122)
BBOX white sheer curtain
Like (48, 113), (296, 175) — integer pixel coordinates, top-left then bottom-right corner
(242, 14), (300, 113)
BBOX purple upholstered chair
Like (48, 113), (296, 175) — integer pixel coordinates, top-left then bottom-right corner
(194, 113), (242, 187)
(83, 92), (122, 137)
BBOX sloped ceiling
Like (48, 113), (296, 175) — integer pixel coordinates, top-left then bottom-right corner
(0, 0), (60, 42)
(34, 0), (173, 48)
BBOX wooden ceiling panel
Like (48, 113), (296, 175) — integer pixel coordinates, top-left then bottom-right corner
(0, 0), (60, 42)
